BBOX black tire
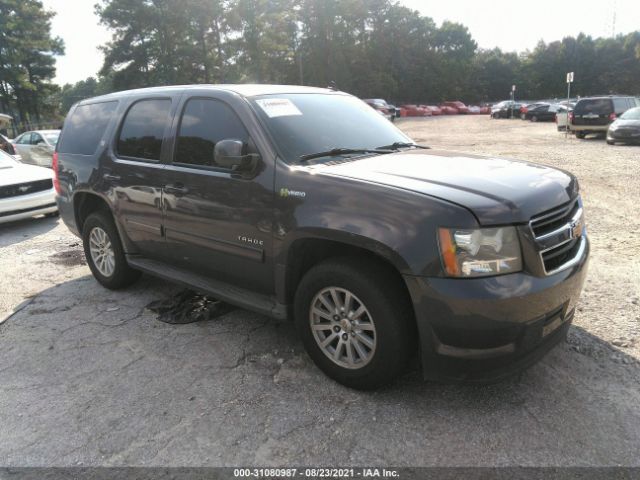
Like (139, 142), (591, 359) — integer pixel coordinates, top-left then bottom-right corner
(531, 115), (538, 122)
(606, 139), (615, 145)
(294, 257), (414, 390)
(575, 131), (586, 139)
(82, 210), (141, 289)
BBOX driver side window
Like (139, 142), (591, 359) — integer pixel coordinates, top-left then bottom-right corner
(174, 98), (250, 169)
(17, 133), (32, 145)
(31, 133), (43, 145)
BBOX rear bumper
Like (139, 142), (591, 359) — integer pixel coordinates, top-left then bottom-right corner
(404, 237), (589, 382)
(571, 124), (608, 132)
(0, 189), (57, 224)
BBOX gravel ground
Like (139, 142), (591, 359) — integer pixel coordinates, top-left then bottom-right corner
(0, 116), (639, 468)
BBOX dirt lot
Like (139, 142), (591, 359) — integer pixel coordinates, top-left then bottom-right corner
(1, 116), (639, 468)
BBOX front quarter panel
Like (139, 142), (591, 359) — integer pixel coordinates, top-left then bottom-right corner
(274, 162), (478, 277)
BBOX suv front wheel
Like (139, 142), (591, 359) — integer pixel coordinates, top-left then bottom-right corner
(294, 258), (414, 390)
(82, 211), (141, 289)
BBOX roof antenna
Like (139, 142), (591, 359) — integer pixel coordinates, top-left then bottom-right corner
(328, 81), (338, 91)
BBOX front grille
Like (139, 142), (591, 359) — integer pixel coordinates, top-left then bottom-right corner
(530, 197), (585, 275)
(541, 237), (582, 273)
(530, 200), (579, 237)
(0, 179), (53, 199)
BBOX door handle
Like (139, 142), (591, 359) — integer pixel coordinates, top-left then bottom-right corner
(164, 184), (189, 195)
(103, 173), (121, 182)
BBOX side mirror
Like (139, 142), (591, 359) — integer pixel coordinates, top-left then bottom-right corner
(213, 139), (259, 171)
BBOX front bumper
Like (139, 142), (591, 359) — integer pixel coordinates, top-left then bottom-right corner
(0, 188), (57, 224)
(607, 130), (640, 143)
(404, 237), (589, 382)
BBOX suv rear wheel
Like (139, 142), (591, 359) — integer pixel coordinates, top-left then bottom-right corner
(82, 211), (141, 289)
(294, 258), (413, 390)
(575, 131), (586, 139)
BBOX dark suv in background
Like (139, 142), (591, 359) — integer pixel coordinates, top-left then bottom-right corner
(570, 95), (640, 139)
(54, 85), (589, 389)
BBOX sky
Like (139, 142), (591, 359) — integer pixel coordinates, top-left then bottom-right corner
(42, 0), (640, 86)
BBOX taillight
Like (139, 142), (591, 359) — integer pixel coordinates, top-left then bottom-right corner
(52, 152), (61, 194)
(609, 112), (617, 121)
(569, 112), (575, 123)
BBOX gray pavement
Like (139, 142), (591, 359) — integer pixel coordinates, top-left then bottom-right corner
(1, 217), (639, 467)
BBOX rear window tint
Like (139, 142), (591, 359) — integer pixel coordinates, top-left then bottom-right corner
(574, 99), (613, 115)
(613, 98), (632, 113)
(58, 101), (118, 155)
(117, 99), (171, 161)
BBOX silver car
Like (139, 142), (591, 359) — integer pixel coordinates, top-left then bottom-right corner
(12, 130), (60, 167)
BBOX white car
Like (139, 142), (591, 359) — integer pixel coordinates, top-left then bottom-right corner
(0, 149), (57, 224)
(12, 129), (60, 168)
(555, 106), (572, 132)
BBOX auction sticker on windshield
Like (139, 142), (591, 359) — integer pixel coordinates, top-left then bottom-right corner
(255, 98), (302, 118)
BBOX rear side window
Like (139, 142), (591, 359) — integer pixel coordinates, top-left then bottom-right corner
(574, 99), (613, 115)
(174, 98), (249, 168)
(117, 99), (171, 161)
(612, 98), (631, 113)
(58, 101), (118, 155)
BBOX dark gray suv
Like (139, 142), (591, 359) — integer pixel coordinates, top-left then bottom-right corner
(54, 85), (589, 389)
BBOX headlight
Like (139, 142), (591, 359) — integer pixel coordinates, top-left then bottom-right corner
(438, 226), (522, 278)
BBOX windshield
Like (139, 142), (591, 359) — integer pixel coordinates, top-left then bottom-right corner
(620, 107), (640, 120)
(0, 150), (17, 168)
(250, 94), (411, 163)
(44, 132), (60, 145)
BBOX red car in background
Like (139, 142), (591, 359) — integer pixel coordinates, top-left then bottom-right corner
(441, 101), (470, 114)
(400, 104), (430, 117)
(479, 105), (491, 114)
(424, 105), (442, 116)
(439, 105), (459, 115)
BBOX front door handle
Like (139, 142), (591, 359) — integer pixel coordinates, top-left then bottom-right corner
(103, 173), (121, 182)
(164, 184), (189, 195)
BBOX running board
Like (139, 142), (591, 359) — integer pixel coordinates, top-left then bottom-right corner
(126, 255), (288, 320)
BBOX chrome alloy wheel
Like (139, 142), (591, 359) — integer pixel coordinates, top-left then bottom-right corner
(309, 287), (377, 369)
(89, 226), (115, 277)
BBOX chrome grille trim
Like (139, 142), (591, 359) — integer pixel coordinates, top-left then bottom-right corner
(530, 197), (586, 275)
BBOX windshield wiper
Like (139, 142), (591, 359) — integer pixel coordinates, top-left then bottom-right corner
(299, 147), (393, 163)
(375, 142), (430, 150)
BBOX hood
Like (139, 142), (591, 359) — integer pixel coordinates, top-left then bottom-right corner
(318, 149), (578, 225)
(611, 119), (640, 129)
(0, 162), (53, 187)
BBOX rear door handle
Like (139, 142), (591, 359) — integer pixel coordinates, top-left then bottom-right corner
(103, 173), (121, 182)
(164, 184), (189, 195)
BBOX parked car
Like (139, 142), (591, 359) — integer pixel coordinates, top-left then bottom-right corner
(479, 105), (491, 114)
(441, 101), (469, 114)
(55, 84), (589, 389)
(523, 103), (563, 122)
(0, 149), (57, 224)
(439, 105), (458, 115)
(555, 106), (573, 132)
(12, 130), (60, 167)
(363, 99), (396, 122)
(400, 104), (429, 117)
(607, 107), (640, 145)
(467, 106), (481, 114)
(570, 96), (640, 139)
(519, 103), (546, 120)
(491, 101), (524, 119)
(0, 133), (17, 157)
(424, 105), (442, 116)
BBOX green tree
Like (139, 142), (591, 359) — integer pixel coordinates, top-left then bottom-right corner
(0, 0), (63, 131)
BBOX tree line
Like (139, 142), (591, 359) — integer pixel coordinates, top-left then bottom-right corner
(1, 0), (640, 133)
